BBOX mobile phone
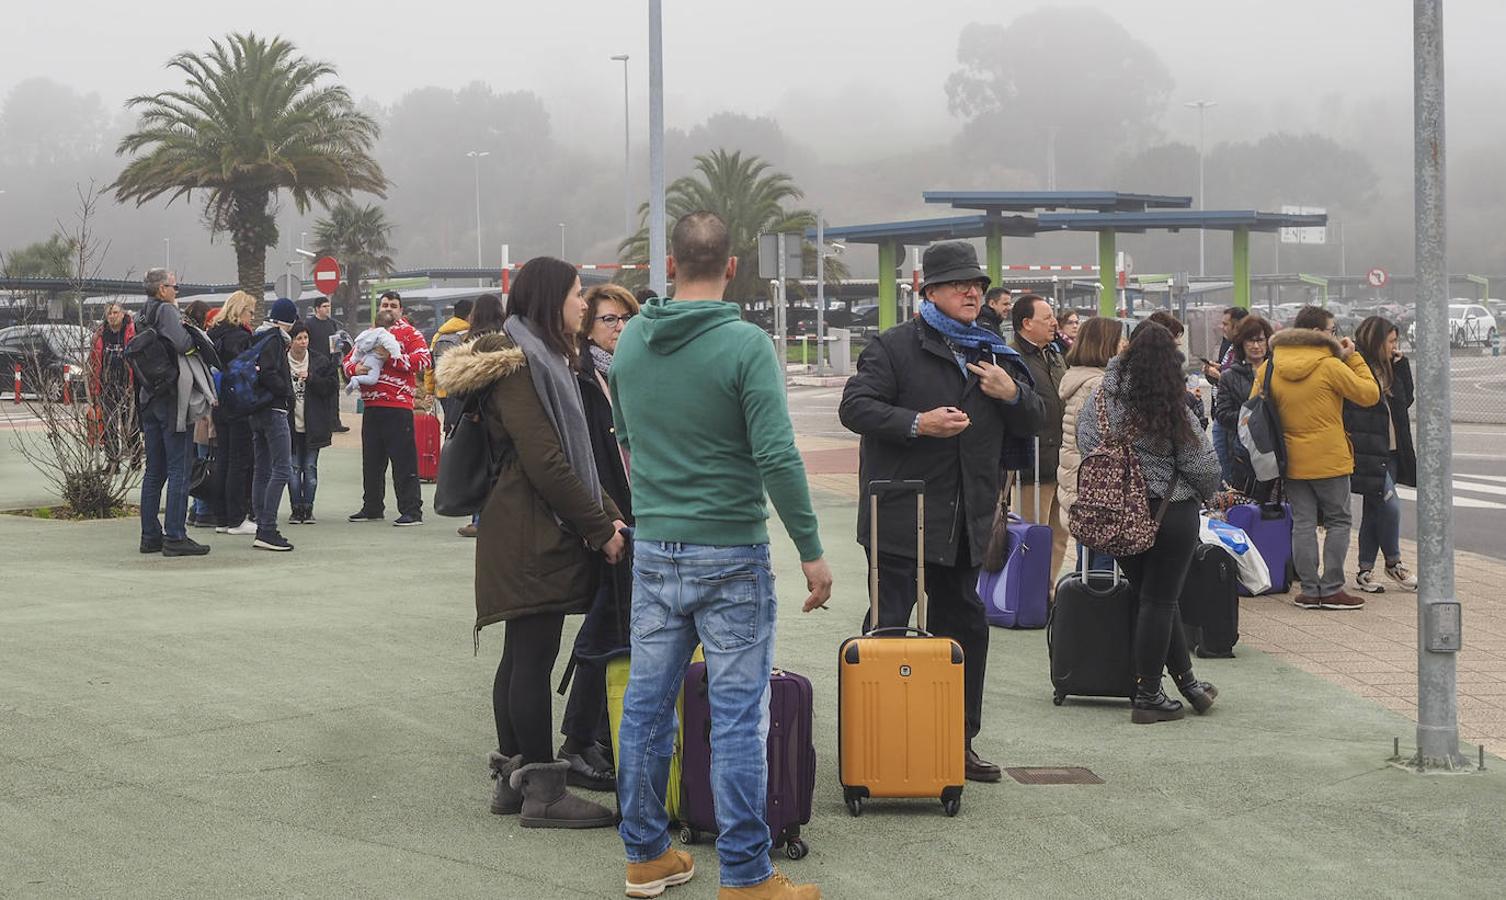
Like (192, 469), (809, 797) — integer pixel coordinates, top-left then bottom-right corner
(1198, 356), (1213, 366)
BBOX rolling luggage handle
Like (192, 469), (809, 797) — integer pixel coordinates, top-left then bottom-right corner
(868, 480), (927, 634)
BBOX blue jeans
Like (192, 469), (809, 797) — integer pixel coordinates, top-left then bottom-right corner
(250, 407), (292, 532)
(618, 542), (777, 889)
(1211, 421), (1233, 486)
(289, 431), (319, 510)
(1075, 541), (1116, 575)
(1358, 456), (1402, 571)
(140, 404), (193, 541)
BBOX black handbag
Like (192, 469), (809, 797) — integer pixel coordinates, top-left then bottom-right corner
(188, 452), (216, 500)
(433, 394), (502, 517)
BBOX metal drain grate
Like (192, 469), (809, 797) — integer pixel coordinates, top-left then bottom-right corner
(1005, 767), (1103, 785)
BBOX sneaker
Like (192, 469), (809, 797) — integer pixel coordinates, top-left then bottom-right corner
(191, 515), (218, 529)
(332, 424), (351, 433)
(394, 514), (423, 527)
(348, 510), (383, 522)
(287, 509), (303, 525)
(458, 523), (478, 538)
(227, 519), (258, 536)
(139, 537), (163, 554)
(1385, 561), (1418, 591)
(625, 848), (695, 899)
(162, 537), (210, 557)
(302, 510), (316, 524)
(717, 870), (820, 899)
(1355, 569), (1385, 594)
(1319, 590), (1365, 611)
(253, 531), (294, 552)
(1293, 593), (1323, 609)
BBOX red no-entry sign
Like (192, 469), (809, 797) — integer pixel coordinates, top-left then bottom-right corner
(313, 256), (341, 295)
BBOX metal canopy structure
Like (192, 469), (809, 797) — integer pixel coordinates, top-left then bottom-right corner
(923, 190), (1192, 213)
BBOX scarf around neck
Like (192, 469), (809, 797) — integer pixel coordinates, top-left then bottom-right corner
(503, 315), (602, 508)
(589, 343), (614, 378)
(920, 300), (1013, 356)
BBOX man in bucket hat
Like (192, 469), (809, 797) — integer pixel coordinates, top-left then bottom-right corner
(839, 240), (1044, 782)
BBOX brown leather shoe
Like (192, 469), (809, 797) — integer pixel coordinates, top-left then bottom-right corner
(718, 870), (820, 899)
(965, 746), (1003, 783)
(625, 847), (694, 898)
(1293, 593), (1323, 609)
(1320, 590), (1365, 610)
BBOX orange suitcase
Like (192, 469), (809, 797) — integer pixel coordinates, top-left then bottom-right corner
(838, 480), (966, 817)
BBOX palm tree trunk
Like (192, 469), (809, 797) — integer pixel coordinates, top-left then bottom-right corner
(230, 188), (272, 295)
(343, 263), (366, 333)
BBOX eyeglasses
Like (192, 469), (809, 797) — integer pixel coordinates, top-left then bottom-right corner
(596, 314), (634, 328)
(939, 280), (985, 295)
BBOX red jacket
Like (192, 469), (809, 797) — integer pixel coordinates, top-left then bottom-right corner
(90, 316), (136, 399)
(342, 317), (431, 410)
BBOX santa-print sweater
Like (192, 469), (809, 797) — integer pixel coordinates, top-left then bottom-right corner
(341, 317), (431, 410)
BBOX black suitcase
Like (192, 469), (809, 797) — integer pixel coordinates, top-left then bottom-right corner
(1048, 565), (1136, 706)
(1180, 544), (1240, 659)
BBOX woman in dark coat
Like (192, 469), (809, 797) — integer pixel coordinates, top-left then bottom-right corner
(285, 323), (339, 523)
(435, 257), (625, 829)
(1344, 316), (1418, 593)
(1212, 315), (1274, 489)
(89, 303), (137, 469)
(208, 292), (258, 532)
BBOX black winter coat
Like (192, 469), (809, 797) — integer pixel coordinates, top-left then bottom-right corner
(253, 327), (294, 412)
(208, 321), (253, 370)
(1009, 335), (1066, 482)
(288, 351), (339, 450)
(840, 318), (1045, 566)
(577, 362), (633, 523)
(1213, 360), (1258, 430)
(1344, 356), (1417, 495)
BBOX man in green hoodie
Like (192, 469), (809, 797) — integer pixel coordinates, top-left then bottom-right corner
(611, 211), (831, 900)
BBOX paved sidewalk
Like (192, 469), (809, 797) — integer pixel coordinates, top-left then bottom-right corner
(3, 440), (1505, 897)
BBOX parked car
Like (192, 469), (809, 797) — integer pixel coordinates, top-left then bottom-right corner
(0, 324), (90, 401)
(1406, 303), (1498, 347)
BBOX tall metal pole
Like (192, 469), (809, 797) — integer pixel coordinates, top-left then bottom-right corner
(1185, 100), (1216, 276)
(559, 223), (567, 259)
(1411, 0), (1466, 770)
(611, 54), (632, 238)
(815, 215), (826, 375)
(163, 238), (170, 270)
(467, 150), (490, 287)
(647, 0), (667, 297)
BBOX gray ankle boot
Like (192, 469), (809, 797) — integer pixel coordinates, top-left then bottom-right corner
(487, 751), (523, 815)
(508, 760), (616, 829)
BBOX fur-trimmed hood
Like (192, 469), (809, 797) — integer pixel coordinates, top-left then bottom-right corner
(434, 332), (526, 396)
(1268, 327), (1344, 382)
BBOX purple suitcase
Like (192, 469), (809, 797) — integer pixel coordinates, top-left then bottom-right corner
(979, 513), (1051, 628)
(679, 662), (815, 860)
(1225, 502), (1293, 595)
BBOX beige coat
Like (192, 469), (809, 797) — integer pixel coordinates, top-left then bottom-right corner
(1055, 365), (1107, 515)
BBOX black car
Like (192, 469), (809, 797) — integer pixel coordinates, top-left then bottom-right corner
(0, 325), (90, 401)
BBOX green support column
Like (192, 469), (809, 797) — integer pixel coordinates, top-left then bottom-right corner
(1097, 230), (1117, 317)
(877, 240), (897, 331)
(1232, 226), (1251, 310)
(985, 223), (1003, 286)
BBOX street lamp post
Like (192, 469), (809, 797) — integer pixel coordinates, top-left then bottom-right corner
(558, 223), (567, 259)
(1184, 100), (1216, 276)
(648, 0), (667, 296)
(163, 238), (170, 270)
(611, 54), (632, 238)
(466, 150), (490, 287)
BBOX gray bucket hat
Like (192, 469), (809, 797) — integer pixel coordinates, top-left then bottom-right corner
(918, 240), (991, 295)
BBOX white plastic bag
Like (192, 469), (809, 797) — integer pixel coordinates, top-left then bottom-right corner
(1199, 514), (1272, 595)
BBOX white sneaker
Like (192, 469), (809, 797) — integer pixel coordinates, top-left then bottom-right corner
(1355, 569), (1385, 594)
(227, 519), (258, 536)
(1386, 561), (1418, 591)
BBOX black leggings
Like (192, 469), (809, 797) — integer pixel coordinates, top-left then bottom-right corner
(494, 612), (566, 764)
(1117, 498), (1199, 682)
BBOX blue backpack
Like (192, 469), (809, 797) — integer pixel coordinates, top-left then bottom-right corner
(219, 331), (280, 419)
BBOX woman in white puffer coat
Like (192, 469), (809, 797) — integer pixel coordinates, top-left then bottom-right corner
(1056, 316), (1127, 570)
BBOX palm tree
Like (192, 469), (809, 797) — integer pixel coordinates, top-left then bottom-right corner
(311, 201), (396, 331)
(112, 32), (386, 294)
(617, 149), (847, 304)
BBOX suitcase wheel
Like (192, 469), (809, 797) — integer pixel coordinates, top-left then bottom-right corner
(942, 796), (961, 817)
(785, 838), (809, 861)
(1052, 693), (1065, 706)
(678, 825), (699, 845)
(845, 797), (862, 818)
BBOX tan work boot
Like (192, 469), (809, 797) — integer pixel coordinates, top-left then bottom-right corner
(625, 847), (695, 898)
(718, 869), (821, 899)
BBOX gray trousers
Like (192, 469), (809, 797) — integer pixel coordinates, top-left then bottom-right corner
(1287, 475), (1352, 597)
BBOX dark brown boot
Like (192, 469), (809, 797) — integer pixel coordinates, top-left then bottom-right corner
(509, 760), (616, 829)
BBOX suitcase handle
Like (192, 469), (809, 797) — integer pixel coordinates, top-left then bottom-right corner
(866, 626), (934, 639)
(1076, 542), (1123, 596)
(868, 480), (926, 633)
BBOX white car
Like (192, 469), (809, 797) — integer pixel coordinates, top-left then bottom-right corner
(1407, 302), (1498, 347)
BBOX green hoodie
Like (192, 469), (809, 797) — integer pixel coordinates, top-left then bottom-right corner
(609, 297), (822, 561)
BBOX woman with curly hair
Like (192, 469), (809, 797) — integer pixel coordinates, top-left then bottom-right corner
(1077, 320), (1222, 724)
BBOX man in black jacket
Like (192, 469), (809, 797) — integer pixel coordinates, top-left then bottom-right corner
(840, 240), (1044, 783)
(976, 286), (1011, 336)
(245, 298), (299, 552)
(303, 296), (347, 432)
(1009, 293), (1069, 596)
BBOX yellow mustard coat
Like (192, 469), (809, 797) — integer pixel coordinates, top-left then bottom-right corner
(1250, 328), (1380, 481)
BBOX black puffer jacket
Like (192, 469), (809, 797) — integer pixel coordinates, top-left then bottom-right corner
(1213, 360), (1258, 430)
(252, 325), (294, 412)
(1344, 356), (1417, 495)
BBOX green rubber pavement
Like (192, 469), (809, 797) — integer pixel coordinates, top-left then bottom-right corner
(2, 442), (1503, 898)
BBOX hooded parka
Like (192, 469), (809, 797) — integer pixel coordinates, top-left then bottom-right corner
(1251, 328), (1380, 481)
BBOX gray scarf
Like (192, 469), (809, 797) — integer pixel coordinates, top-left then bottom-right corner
(503, 315), (601, 507)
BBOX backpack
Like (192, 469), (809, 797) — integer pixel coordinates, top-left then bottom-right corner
(1237, 349), (1287, 484)
(123, 300), (179, 398)
(219, 330), (280, 419)
(1068, 391), (1173, 557)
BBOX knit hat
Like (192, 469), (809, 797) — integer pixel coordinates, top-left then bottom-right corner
(270, 297), (299, 325)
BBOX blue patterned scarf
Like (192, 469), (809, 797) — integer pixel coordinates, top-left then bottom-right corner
(916, 301), (1037, 473)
